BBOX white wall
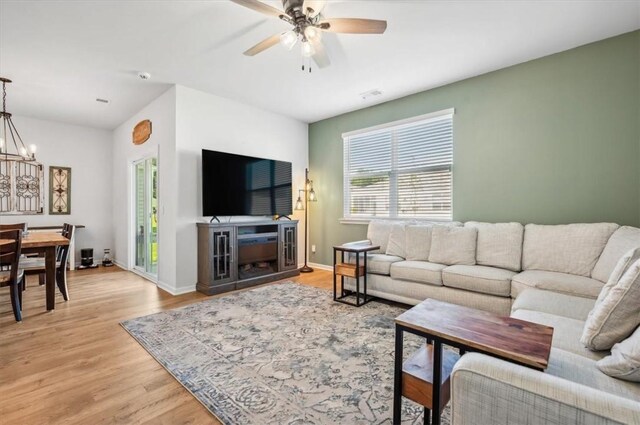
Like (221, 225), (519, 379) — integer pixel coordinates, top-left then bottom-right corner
(111, 86), (177, 291)
(111, 85), (308, 294)
(174, 86), (309, 293)
(1, 115), (113, 263)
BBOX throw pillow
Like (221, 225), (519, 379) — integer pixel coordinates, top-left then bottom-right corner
(367, 220), (394, 253)
(405, 225), (434, 261)
(581, 257), (640, 351)
(386, 224), (407, 258)
(428, 227), (478, 266)
(597, 325), (640, 382)
(596, 247), (640, 304)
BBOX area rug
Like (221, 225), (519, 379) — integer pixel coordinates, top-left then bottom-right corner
(121, 282), (452, 424)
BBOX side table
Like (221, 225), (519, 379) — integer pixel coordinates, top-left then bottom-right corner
(393, 298), (554, 425)
(332, 242), (379, 307)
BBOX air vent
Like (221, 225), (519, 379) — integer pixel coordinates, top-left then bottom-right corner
(96, 98), (109, 104)
(360, 89), (382, 100)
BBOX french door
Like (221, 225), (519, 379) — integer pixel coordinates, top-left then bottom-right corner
(133, 157), (158, 278)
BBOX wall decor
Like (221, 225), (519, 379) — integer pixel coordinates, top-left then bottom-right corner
(49, 166), (71, 215)
(0, 159), (44, 215)
(133, 119), (152, 145)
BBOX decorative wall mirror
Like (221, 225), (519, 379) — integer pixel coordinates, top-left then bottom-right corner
(0, 159), (44, 215)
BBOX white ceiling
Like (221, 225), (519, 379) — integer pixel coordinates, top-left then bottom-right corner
(1, 1), (639, 130)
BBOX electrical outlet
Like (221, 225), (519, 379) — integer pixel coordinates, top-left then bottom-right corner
(311, 244), (316, 253)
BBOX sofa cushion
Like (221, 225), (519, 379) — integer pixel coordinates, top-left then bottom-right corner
(512, 288), (595, 322)
(347, 253), (403, 276)
(413, 220), (463, 227)
(390, 261), (445, 286)
(597, 326), (640, 382)
(592, 226), (640, 282)
(522, 223), (619, 277)
(385, 223), (407, 258)
(581, 258), (640, 351)
(405, 225), (434, 261)
(464, 222), (524, 272)
(428, 227), (477, 266)
(442, 265), (514, 297)
(546, 348), (640, 402)
(511, 309), (606, 361)
(511, 270), (604, 299)
(366, 220), (396, 253)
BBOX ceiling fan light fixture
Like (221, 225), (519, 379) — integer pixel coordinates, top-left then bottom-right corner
(304, 25), (321, 43)
(301, 41), (315, 58)
(280, 30), (298, 50)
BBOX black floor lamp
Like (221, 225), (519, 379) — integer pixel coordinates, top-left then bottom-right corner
(295, 168), (317, 273)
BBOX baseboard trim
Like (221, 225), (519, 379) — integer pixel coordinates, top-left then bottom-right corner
(308, 262), (333, 272)
(113, 259), (128, 269)
(156, 280), (196, 296)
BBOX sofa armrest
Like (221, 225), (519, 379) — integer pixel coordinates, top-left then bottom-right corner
(451, 353), (640, 425)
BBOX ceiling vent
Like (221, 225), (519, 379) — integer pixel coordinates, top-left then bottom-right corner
(360, 89), (382, 100)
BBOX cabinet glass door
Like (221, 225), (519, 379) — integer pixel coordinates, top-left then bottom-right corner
(280, 224), (297, 271)
(134, 157), (158, 277)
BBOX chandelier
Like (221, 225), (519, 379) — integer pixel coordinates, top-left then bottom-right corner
(0, 77), (36, 162)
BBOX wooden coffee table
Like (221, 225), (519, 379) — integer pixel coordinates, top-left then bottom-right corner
(393, 299), (554, 425)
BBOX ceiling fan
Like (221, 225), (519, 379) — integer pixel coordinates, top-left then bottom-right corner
(231, 0), (387, 71)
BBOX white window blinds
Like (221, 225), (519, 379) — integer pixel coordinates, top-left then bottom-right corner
(343, 109), (453, 220)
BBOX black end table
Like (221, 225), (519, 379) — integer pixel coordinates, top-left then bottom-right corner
(332, 242), (379, 307)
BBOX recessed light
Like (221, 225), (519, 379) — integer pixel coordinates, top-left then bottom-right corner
(138, 71), (151, 80)
(96, 98), (109, 104)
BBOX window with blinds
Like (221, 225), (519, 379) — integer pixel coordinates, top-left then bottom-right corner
(343, 109), (453, 221)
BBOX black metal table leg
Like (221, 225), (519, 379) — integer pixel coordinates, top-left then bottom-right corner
(333, 248), (337, 301)
(363, 250), (368, 305)
(424, 407), (431, 425)
(355, 251), (359, 305)
(340, 250), (345, 298)
(432, 340), (443, 425)
(393, 324), (403, 425)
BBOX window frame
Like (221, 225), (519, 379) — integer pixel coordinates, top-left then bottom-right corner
(341, 108), (454, 224)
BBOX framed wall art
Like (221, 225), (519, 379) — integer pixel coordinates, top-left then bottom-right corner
(0, 159), (44, 215)
(49, 166), (71, 215)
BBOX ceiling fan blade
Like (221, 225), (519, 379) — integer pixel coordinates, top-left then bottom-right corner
(319, 18), (387, 34)
(303, 0), (326, 17)
(311, 41), (330, 68)
(243, 33), (281, 56)
(231, 0), (284, 18)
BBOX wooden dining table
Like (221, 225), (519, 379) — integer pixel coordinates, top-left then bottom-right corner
(0, 231), (70, 311)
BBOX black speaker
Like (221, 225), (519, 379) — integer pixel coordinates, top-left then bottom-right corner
(80, 248), (94, 267)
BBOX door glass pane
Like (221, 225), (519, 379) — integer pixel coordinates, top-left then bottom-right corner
(148, 158), (158, 275)
(135, 162), (146, 269)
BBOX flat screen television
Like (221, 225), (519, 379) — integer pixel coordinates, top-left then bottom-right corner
(202, 149), (293, 217)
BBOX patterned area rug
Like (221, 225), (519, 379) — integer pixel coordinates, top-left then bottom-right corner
(121, 282), (451, 424)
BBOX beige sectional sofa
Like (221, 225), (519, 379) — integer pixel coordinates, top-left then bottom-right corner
(344, 220), (640, 424)
(451, 288), (640, 424)
(345, 220), (638, 315)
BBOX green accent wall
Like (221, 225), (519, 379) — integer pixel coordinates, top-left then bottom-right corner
(309, 30), (640, 266)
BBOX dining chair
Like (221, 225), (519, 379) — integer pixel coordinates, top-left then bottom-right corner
(20, 224), (74, 301)
(0, 223), (27, 232)
(0, 223), (26, 276)
(0, 229), (25, 322)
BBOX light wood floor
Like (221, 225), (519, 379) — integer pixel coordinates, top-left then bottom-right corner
(0, 266), (334, 425)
